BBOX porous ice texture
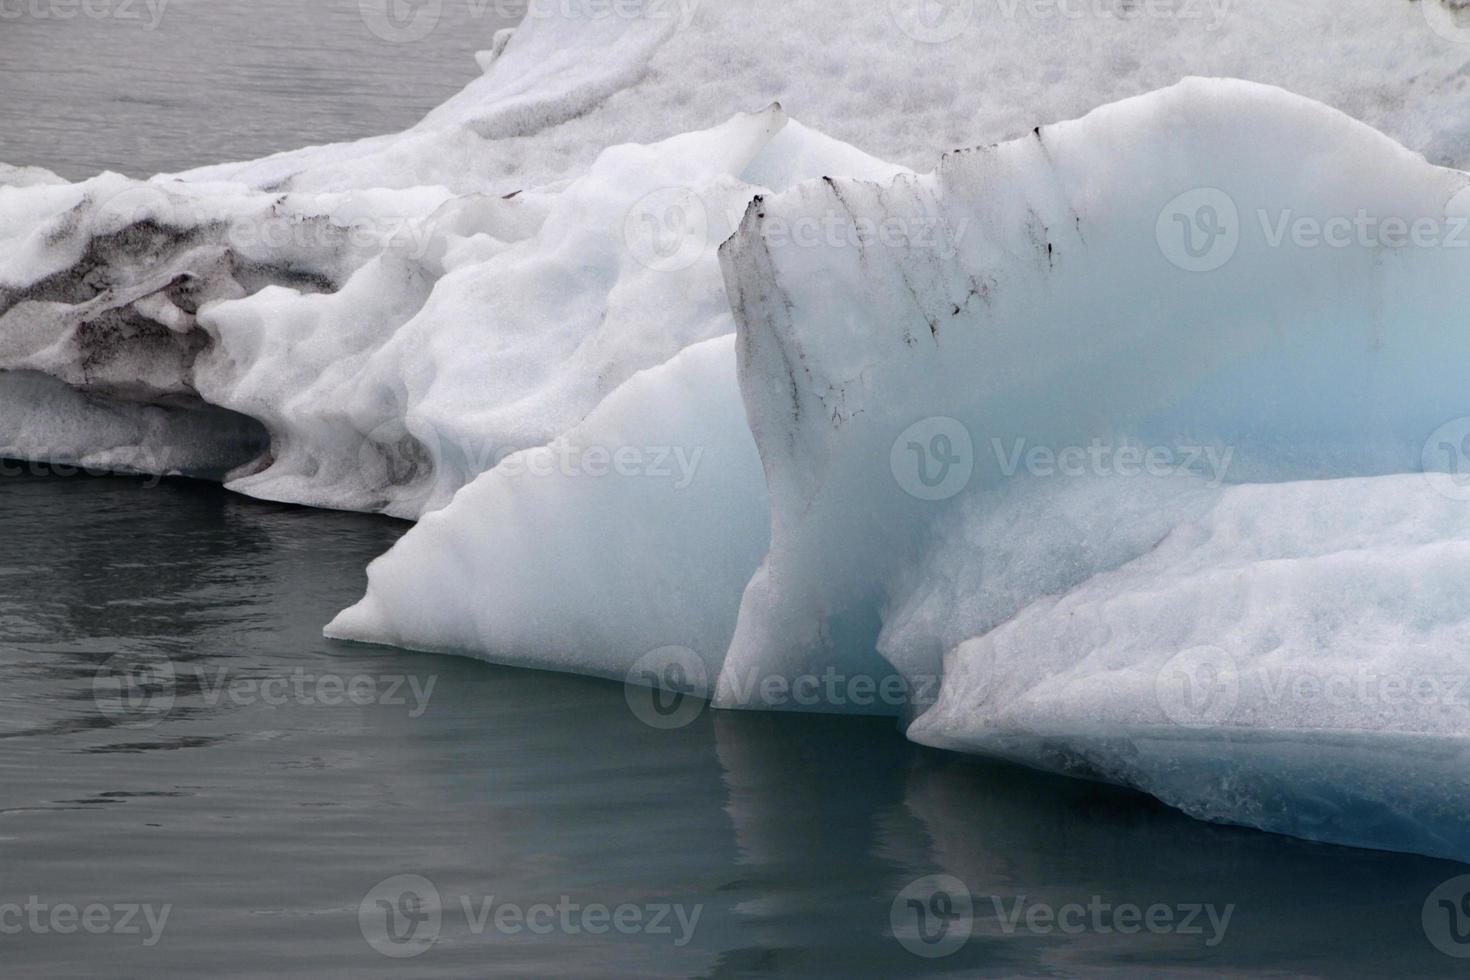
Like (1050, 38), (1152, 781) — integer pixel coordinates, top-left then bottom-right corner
(202, 105), (794, 517)
(1, 107), (894, 516)
(908, 475), (1470, 861)
(173, 0), (1470, 196)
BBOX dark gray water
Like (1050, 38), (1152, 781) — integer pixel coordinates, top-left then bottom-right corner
(0, 0), (516, 180)
(1, 468), (1467, 977)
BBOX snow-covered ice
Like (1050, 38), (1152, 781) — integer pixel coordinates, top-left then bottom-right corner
(174, 0), (1470, 194)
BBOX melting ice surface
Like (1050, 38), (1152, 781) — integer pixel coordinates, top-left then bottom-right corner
(6, 0), (1470, 862)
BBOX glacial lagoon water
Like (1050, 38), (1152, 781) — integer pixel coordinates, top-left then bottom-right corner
(3, 1), (1470, 974)
(2, 472), (1467, 977)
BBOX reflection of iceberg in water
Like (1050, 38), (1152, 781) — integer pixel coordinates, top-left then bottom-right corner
(921, 727), (1470, 865)
(900, 755), (1469, 975)
(708, 711), (982, 976)
(706, 716), (1470, 975)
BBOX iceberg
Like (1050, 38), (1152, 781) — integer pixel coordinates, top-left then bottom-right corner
(7, 0), (1470, 861)
(707, 78), (1470, 855)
